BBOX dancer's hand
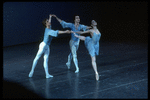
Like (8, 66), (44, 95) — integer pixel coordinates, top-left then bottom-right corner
(49, 14), (56, 17)
(53, 14), (56, 17)
(70, 31), (76, 35)
(50, 14), (56, 17)
(65, 30), (71, 34)
(73, 32), (77, 36)
(70, 30), (74, 33)
(49, 14), (52, 17)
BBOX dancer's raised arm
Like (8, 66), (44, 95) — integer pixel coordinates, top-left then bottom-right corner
(52, 14), (62, 23)
(53, 14), (75, 29)
(48, 14), (52, 23)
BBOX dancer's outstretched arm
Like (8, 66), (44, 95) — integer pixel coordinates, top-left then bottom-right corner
(58, 30), (71, 34)
(73, 32), (86, 41)
(76, 30), (92, 35)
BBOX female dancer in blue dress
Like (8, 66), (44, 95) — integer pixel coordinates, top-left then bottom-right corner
(72, 20), (101, 81)
(28, 14), (71, 78)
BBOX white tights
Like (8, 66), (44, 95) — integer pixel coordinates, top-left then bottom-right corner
(29, 42), (53, 78)
(91, 56), (99, 81)
(66, 40), (80, 73)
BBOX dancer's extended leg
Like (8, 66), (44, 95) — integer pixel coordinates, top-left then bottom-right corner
(29, 43), (44, 77)
(43, 47), (53, 78)
(91, 56), (99, 81)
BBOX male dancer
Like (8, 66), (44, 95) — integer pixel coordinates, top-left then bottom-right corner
(28, 15), (71, 78)
(53, 15), (91, 73)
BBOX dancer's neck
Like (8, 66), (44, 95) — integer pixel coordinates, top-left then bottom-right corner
(93, 26), (97, 30)
(75, 22), (79, 26)
(46, 25), (50, 29)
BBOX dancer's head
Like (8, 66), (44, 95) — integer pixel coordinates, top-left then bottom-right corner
(42, 19), (51, 28)
(91, 20), (97, 26)
(74, 15), (80, 23)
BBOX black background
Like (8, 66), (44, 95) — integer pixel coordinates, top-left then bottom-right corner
(3, 1), (148, 47)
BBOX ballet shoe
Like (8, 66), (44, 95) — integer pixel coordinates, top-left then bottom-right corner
(95, 73), (99, 81)
(46, 74), (53, 78)
(29, 72), (33, 77)
(75, 68), (79, 73)
(66, 62), (70, 69)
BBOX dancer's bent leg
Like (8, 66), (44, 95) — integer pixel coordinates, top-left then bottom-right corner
(29, 43), (45, 77)
(91, 56), (99, 81)
(43, 47), (53, 78)
(66, 40), (73, 69)
(66, 53), (72, 69)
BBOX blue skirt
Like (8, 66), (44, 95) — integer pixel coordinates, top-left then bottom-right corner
(84, 36), (99, 57)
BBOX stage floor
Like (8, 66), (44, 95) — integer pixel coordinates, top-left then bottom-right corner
(3, 38), (148, 99)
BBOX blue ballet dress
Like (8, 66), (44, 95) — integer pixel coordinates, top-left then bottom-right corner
(84, 32), (101, 57)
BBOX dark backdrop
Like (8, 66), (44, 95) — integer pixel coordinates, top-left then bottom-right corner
(3, 1), (148, 47)
(90, 1), (148, 43)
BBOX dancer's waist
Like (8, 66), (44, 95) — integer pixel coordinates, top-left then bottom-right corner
(41, 41), (49, 46)
(71, 36), (80, 41)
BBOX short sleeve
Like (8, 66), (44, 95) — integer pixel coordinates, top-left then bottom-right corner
(60, 20), (73, 28)
(80, 24), (87, 31)
(48, 30), (59, 37)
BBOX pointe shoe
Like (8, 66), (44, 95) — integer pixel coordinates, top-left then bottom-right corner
(95, 73), (99, 81)
(29, 72), (33, 78)
(66, 62), (70, 69)
(46, 74), (53, 78)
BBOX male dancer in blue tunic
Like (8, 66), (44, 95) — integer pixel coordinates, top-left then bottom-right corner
(53, 15), (91, 73)
(29, 15), (71, 78)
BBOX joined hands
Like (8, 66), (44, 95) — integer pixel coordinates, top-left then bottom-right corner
(65, 30), (75, 34)
(49, 14), (56, 17)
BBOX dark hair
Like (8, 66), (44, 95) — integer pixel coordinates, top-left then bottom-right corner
(73, 13), (79, 20)
(42, 18), (47, 28)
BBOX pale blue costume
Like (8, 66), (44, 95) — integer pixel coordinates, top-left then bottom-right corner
(43, 27), (59, 45)
(29, 27), (59, 78)
(60, 20), (87, 72)
(85, 32), (101, 57)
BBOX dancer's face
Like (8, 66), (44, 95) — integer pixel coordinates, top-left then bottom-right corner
(91, 20), (97, 26)
(74, 16), (80, 23)
(45, 19), (51, 27)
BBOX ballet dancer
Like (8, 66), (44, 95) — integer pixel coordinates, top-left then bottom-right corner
(72, 20), (101, 81)
(53, 15), (91, 73)
(28, 14), (71, 78)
